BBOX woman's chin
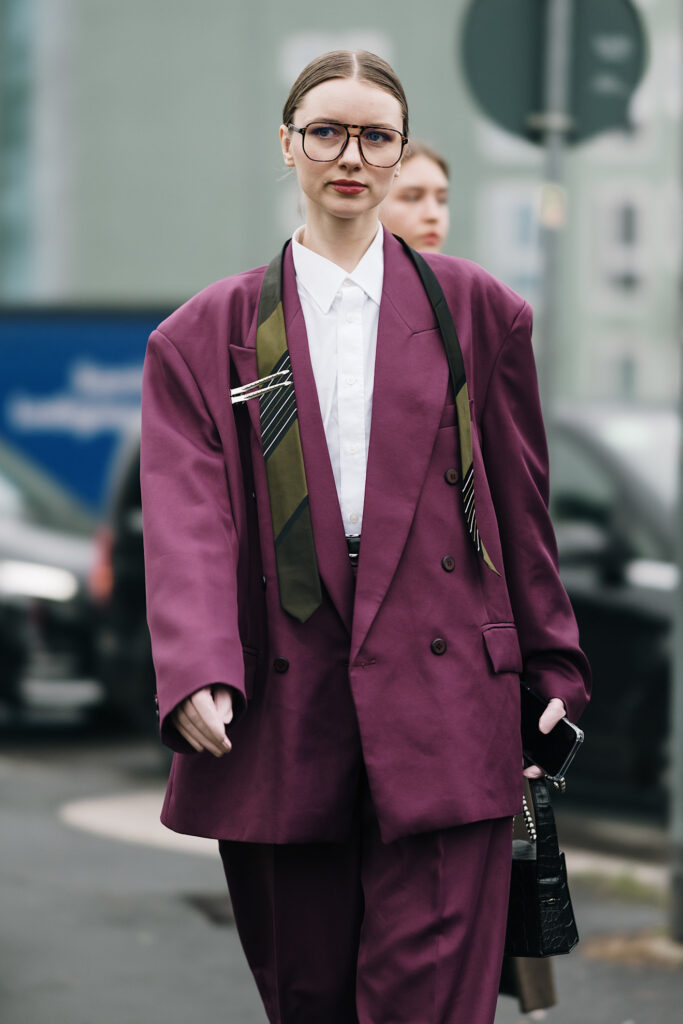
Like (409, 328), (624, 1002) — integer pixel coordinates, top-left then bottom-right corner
(306, 190), (382, 221)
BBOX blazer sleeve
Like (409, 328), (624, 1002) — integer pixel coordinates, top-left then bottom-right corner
(141, 328), (246, 751)
(479, 301), (591, 723)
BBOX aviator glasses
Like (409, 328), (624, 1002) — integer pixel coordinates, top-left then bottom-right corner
(289, 121), (407, 168)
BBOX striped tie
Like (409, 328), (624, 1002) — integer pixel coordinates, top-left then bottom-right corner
(256, 245), (322, 622)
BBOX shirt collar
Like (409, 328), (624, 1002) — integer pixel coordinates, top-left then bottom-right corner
(291, 225), (384, 314)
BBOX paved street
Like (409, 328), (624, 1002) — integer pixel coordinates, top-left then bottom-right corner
(0, 714), (266, 1024)
(1, 707), (683, 1024)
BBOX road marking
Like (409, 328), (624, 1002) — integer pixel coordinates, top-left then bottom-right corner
(59, 789), (216, 857)
(565, 848), (667, 891)
(58, 789), (670, 889)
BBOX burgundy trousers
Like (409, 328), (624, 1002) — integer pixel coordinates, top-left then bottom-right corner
(219, 774), (512, 1024)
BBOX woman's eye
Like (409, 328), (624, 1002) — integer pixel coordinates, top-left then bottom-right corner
(363, 130), (391, 144)
(310, 124), (341, 139)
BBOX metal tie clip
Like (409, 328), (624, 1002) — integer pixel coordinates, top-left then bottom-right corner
(230, 369), (292, 405)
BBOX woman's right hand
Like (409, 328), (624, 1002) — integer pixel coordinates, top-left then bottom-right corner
(172, 684), (234, 757)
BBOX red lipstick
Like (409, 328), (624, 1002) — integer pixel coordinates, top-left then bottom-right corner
(330, 179), (366, 195)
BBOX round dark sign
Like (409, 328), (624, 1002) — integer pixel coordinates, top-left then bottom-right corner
(461, 0), (647, 145)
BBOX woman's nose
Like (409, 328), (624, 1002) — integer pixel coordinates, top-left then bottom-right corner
(424, 196), (441, 221)
(340, 134), (363, 166)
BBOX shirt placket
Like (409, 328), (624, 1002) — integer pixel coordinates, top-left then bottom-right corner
(337, 281), (366, 533)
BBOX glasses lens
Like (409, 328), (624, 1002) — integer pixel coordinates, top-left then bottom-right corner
(302, 123), (347, 161)
(359, 127), (403, 167)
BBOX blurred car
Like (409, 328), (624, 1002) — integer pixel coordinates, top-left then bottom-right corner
(92, 407), (679, 807)
(91, 431), (154, 729)
(550, 404), (677, 811)
(0, 438), (98, 707)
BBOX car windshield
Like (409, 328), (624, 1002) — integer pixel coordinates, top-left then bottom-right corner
(0, 440), (94, 534)
(587, 408), (679, 511)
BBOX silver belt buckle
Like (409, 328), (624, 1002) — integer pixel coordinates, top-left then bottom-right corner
(346, 534), (361, 564)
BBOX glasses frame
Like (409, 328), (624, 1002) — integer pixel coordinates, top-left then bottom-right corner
(288, 121), (408, 168)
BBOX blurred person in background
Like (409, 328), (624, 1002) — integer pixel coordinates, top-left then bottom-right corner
(141, 48), (590, 1024)
(380, 139), (450, 251)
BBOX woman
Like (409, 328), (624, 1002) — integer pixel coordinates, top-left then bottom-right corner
(380, 140), (450, 251)
(141, 49), (590, 1024)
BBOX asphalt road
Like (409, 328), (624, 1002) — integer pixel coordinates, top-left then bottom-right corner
(1, 703), (682, 1024)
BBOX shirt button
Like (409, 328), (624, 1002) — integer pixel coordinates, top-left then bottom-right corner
(346, 312), (358, 323)
(347, 443), (359, 455)
(273, 657), (289, 674)
(430, 638), (447, 656)
(444, 468), (459, 485)
(441, 556), (455, 572)
(345, 376), (357, 387)
(349, 513), (360, 524)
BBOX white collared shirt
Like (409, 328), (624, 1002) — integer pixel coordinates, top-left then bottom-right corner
(291, 226), (383, 534)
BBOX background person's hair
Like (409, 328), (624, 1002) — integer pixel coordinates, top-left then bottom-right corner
(282, 50), (409, 137)
(401, 141), (450, 180)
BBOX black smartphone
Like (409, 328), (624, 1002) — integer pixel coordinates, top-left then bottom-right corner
(520, 683), (584, 782)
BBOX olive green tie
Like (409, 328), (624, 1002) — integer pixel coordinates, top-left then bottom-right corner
(256, 244), (322, 622)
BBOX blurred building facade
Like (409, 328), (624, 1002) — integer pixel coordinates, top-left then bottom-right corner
(0, 0), (680, 403)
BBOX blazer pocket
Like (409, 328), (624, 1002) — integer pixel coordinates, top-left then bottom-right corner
(439, 403), (457, 428)
(481, 623), (523, 674)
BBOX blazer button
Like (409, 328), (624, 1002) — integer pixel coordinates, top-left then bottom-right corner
(444, 468), (459, 485)
(441, 556), (455, 572)
(430, 638), (447, 655)
(273, 657), (289, 673)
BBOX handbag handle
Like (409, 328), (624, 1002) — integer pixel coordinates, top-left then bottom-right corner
(395, 236), (467, 394)
(398, 235), (570, 875)
(526, 777), (564, 881)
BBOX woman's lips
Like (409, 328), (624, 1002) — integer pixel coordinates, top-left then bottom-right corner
(420, 232), (441, 246)
(330, 180), (367, 195)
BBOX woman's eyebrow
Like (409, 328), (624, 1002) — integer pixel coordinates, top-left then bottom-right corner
(305, 117), (400, 129)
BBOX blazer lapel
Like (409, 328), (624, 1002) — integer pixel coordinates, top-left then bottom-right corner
(228, 256), (353, 632)
(281, 247), (355, 632)
(351, 231), (449, 662)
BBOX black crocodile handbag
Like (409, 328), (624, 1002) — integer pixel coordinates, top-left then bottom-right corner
(504, 777), (579, 958)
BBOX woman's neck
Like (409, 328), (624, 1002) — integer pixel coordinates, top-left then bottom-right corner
(298, 211), (380, 272)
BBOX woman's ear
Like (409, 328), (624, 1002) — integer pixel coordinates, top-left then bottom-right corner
(280, 124), (295, 167)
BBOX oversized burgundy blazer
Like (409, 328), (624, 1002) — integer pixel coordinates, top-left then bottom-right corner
(141, 228), (590, 844)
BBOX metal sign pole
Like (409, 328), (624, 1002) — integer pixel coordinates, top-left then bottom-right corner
(534, 0), (574, 422)
(671, 290), (683, 942)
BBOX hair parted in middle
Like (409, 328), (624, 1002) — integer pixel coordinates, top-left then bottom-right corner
(282, 50), (410, 138)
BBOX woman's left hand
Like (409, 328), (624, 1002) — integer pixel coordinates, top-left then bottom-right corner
(522, 697), (566, 779)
